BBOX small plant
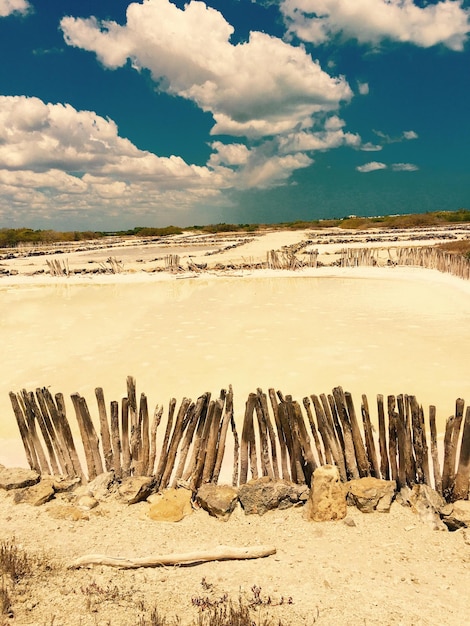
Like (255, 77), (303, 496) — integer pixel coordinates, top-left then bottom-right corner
(0, 539), (32, 582)
(0, 579), (12, 617)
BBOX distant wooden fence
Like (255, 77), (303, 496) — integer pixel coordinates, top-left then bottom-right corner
(339, 246), (470, 280)
(9, 378), (470, 502)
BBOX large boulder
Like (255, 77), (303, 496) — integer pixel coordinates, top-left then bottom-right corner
(238, 477), (308, 516)
(196, 484), (239, 520)
(147, 488), (193, 522)
(347, 477), (396, 513)
(0, 467), (40, 490)
(305, 465), (347, 522)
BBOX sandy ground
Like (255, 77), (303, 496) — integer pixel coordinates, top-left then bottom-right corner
(1, 224), (470, 625)
(1, 486), (470, 626)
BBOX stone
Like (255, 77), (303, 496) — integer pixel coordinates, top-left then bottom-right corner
(0, 467), (40, 490)
(238, 477), (309, 516)
(148, 488), (193, 522)
(305, 465), (347, 522)
(12, 480), (55, 506)
(47, 504), (89, 521)
(451, 500), (470, 525)
(77, 495), (99, 510)
(347, 477), (396, 513)
(403, 484), (448, 531)
(118, 476), (155, 504)
(86, 472), (116, 500)
(196, 484), (239, 520)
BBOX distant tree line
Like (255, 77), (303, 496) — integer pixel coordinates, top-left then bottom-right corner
(1, 209), (469, 248)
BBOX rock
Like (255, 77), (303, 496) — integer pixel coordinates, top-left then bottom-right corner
(403, 484), (448, 531)
(47, 504), (89, 521)
(347, 477), (396, 513)
(148, 488), (193, 522)
(0, 467), (40, 490)
(86, 472), (116, 500)
(196, 484), (239, 520)
(12, 480), (55, 506)
(305, 465), (347, 522)
(119, 476), (155, 504)
(451, 500), (470, 525)
(440, 500), (470, 531)
(238, 477), (309, 516)
(77, 495), (99, 510)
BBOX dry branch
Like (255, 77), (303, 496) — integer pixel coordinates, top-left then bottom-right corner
(69, 545), (277, 569)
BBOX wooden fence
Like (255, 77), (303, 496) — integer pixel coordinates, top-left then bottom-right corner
(9, 377), (470, 503)
(339, 246), (470, 280)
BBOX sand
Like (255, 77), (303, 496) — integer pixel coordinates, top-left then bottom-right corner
(1, 224), (470, 625)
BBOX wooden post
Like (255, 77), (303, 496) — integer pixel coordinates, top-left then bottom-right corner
(182, 393), (211, 483)
(71, 394), (103, 480)
(453, 406), (470, 501)
(139, 393), (150, 476)
(303, 396), (325, 466)
(9, 392), (38, 472)
(95, 388), (113, 473)
(172, 396), (204, 487)
(409, 396), (428, 485)
(19, 390), (50, 474)
(54, 392), (85, 481)
(160, 397), (192, 489)
(377, 394), (390, 480)
(24, 390), (58, 475)
(121, 397), (131, 478)
(387, 396), (398, 485)
(37, 388), (73, 477)
(442, 399), (465, 500)
(324, 393), (345, 455)
(154, 398), (177, 489)
(311, 395), (347, 481)
(257, 389), (279, 480)
(429, 405), (442, 495)
(34, 389), (64, 475)
(203, 391), (226, 483)
(212, 386), (234, 484)
(268, 389), (289, 480)
(191, 400), (215, 491)
(110, 400), (122, 477)
(395, 395), (409, 488)
(292, 400), (316, 485)
(278, 397), (298, 483)
(332, 387), (359, 479)
(240, 393), (258, 485)
(344, 391), (369, 477)
(254, 393), (274, 478)
(148, 404), (164, 477)
(231, 410), (240, 488)
(361, 394), (380, 478)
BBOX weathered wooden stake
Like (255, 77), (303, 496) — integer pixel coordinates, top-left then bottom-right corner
(453, 406), (470, 501)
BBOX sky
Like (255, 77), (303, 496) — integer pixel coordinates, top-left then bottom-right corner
(0, 0), (469, 230)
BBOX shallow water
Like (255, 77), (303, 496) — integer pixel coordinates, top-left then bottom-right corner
(1, 273), (470, 467)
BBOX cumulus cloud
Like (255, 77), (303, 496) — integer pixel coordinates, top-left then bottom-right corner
(373, 129), (419, 144)
(0, 0), (30, 17)
(391, 162), (419, 171)
(356, 161), (387, 172)
(281, 0), (470, 50)
(358, 82), (370, 95)
(61, 0), (352, 139)
(356, 161), (419, 172)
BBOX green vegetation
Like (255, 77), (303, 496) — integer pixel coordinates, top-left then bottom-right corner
(1, 209), (469, 248)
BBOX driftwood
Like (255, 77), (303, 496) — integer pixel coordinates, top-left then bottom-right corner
(69, 545), (277, 570)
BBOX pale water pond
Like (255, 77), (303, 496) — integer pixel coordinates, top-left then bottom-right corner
(1, 270), (470, 468)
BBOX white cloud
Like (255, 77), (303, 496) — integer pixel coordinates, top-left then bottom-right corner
(358, 82), (370, 95)
(0, 0), (30, 17)
(403, 130), (419, 140)
(391, 162), (419, 171)
(61, 0), (353, 140)
(356, 161), (387, 172)
(361, 142), (382, 152)
(373, 129), (419, 144)
(281, 0), (470, 50)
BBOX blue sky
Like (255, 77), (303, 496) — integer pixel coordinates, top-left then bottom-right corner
(0, 0), (468, 230)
